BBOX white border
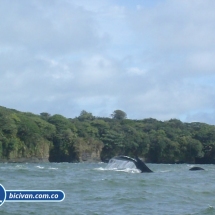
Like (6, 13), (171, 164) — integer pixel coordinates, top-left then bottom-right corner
(0, 184), (6, 206)
(5, 190), (65, 202)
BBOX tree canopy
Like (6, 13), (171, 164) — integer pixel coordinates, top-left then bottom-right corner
(1, 106), (215, 164)
(111, 110), (127, 120)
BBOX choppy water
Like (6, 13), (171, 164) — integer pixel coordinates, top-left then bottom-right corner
(0, 162), (215, 215)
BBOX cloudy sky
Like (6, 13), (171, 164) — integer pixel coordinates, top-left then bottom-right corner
(1, 0), (215, 124)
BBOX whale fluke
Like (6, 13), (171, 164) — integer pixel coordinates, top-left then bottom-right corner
(109, 156), (205, 173)
(189, 167), (205, 171)
(113, 155), (153, 173)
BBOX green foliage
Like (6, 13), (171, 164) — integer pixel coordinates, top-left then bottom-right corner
(0, 114), (18, 137)
(78, 110), (95, 121)
(40, 112), (51, 121)
(48, 114), (76, 132)
(111, 110), (127, 120)
(74, 137), (103, 161)
(0, 106), (54, 160)
(1, 105), (215, 163)
(49, 129), (78, 162)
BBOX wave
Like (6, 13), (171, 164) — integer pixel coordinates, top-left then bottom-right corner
(48, 167), (58, 170)
(15, 165), (27, 169)
(94, 167), (140, 173)
(191, 205), (215, 215)
(34, 166), (58, 170)
(159, 170), (172, 173)
(35, 165), (45, 169)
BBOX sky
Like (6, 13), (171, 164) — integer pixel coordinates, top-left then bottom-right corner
(1, 0), (215, 124)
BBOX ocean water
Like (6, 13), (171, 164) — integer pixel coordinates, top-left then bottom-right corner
(0, 162), (215, 215)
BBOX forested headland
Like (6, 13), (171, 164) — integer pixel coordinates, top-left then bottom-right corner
(0, 106), (215, 164)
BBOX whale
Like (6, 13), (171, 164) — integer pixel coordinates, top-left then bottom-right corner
(111, 155), (205, 172)
(113, 155), (153, 173)
(189, 167), (205, 171)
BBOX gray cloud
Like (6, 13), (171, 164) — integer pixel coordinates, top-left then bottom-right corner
(1, 0), (215, 124)
(0, 0), (107, 55)
(124, 0), (215, 122)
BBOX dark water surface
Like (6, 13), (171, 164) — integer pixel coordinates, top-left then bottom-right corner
(0, 162), (215, 215)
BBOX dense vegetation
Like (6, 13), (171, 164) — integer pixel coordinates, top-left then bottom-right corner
(1, 106), (215, 163)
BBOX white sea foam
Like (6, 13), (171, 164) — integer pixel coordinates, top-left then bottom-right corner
(187, 164), (194, 167)
(36, 166), (44, 169)
(159, 170), (171, 173)
(106, 158), (136, 169)
(94, 166), (140, 173)
(15, 165), (27, 169)
(2, 162), (214, 214)
(115, 168), (140, 173)
(95, 158), (140, 173)
(94, 167), (106, 171)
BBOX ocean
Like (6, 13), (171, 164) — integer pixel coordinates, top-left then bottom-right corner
(0, 162), (215, 215)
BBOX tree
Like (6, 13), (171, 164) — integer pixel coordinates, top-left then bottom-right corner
(48, 114), (76, 132)
(78, 110), (94, 121)
(111, 110), (127, 120)
(40, 112), (51, 121)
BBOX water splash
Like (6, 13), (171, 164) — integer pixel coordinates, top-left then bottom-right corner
(104, 158), (140, 173)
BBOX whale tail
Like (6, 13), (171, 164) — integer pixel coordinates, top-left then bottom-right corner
(135, 157), (153, 173)
(113, 155), (153, 173)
